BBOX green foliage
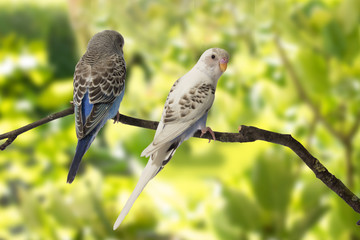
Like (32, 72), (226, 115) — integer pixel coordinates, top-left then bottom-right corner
(222, 187), (261, 231)
(46, 11), (78, 78)
(251, 150), (296, 214)
(214, 150), (329, 239)
(0, 0), (360, 239)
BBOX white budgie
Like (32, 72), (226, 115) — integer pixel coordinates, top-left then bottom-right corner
(113, 48), (229, 230)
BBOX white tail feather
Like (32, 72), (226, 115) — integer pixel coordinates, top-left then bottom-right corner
(113, 159), (160, 230)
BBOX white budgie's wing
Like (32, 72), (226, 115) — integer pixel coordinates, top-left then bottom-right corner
(142, 81), (215, 157)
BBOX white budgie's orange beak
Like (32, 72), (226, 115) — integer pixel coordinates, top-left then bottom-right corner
(220, 58), (228, 72)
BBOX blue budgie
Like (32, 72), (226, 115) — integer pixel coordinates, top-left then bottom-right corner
(68, 30), (126, 184)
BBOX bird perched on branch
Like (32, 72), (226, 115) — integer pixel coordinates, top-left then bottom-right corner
(68, 30), (126, 184)
(113, 48), (229, 229)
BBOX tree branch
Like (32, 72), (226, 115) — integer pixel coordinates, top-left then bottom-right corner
(1, 106), (360, 224)
(236, 125), (360, 220)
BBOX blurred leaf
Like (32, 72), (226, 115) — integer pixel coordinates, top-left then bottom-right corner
(18, 186), (57, 239)
(251, 149), (295, 213)
(329, 196), (360, 239)
(222, 186), (261, 231)
(302, 1), (326, 17)
(296, 49), (329, 96)
(0, 5), (52, 40)
(212, 209), (243, 240)
(46, 11), (78, 78)
(338, 0), (360, 34)
(299, 179), (328, 211)
(87, 147), (129, 176)
(37, 80), (72, 109)
(289, 205), (328, 240)
(342, 29), (360, 64)
(322, 20), (346, 60)
(47, 189), (77, 227)
(122, 129), (154, 161)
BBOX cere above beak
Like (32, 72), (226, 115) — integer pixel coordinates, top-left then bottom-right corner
(219, 57), (228, 72)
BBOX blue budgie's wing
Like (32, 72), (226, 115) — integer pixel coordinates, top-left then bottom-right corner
(73, 60), (91, 139)
(73, 54), (126, 139)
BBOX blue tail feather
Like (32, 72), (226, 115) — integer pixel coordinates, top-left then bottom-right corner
(67, 133), (95, 183)
(69, 90), (124, 183)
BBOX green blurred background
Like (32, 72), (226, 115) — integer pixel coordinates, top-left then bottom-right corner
(0, 0), (360, 239)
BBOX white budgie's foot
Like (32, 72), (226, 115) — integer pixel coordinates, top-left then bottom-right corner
(200, 127), (216, 143)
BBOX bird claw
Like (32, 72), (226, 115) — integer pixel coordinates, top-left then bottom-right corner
(113, 112), (120, 124)
(238, 125), (242, 132)
(200, 127), (216, 143)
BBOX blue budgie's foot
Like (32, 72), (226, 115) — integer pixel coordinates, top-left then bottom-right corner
(113, 112), (120, 124)
(200, 127), (216, 143)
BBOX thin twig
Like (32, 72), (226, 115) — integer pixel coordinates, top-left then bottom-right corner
(0, 106), (360, 222)
(0, 107), (75, 150)
(274, 36), (345, 142)
(347, 111), (360, 142)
